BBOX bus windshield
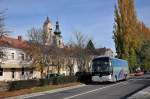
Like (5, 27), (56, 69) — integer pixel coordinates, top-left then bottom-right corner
(92, 57), (110, 72)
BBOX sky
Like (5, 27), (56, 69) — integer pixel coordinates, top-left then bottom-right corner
(0, 0), (150, 51)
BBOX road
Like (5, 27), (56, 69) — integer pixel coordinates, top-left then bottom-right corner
(27, 74), (150, 99)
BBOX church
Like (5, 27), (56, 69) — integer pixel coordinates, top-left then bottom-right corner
(43, 17), (64, 48)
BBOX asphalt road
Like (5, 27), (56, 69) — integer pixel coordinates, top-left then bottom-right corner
(27, 74), (150, 99)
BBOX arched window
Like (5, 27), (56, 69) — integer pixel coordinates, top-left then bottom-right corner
(59, 40), (61, 45)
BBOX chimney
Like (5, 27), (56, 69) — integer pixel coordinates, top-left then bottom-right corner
(18, 36), (22, 41)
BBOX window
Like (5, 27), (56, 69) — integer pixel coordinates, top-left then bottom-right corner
(0, 51), (3, 58)
(22, 68), (24, 75)
(30, 55), (32, 60)
(11, 53), (14, 60)
(59, 40), (61, 45)
(0, 68), (3, 76)
(12, 68), (15, 78)
(21, 54), (25, 60)
(30, 69), (33, 74)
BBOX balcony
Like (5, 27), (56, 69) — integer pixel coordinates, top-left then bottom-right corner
(0, 59), (32, 68)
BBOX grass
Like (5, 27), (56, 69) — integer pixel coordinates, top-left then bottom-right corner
(31, 85), (56, 93)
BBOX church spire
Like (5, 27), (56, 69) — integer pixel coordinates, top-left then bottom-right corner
(44, 16), (50, 25)
(54, 21), (61, 35)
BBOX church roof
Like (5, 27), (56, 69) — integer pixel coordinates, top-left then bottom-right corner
(44, 16), (52, 25)
(54, 21), (61, 35)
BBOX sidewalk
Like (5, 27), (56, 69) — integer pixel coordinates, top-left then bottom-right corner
(128, 86), (150, 99)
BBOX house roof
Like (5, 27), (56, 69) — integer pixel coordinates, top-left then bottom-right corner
(0, 36), (29, 49)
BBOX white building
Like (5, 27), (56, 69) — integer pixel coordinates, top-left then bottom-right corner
(96, 48), (115, 57)
(0, 36), (40, 81)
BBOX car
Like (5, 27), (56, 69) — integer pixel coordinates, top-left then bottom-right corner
(134, 71), (144, 76)
(46, 73), (61, 78)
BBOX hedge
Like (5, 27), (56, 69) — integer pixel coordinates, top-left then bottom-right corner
(9, 79), (40, 91)
(8, 76), (77, 91)
(52, 76), (77, 85)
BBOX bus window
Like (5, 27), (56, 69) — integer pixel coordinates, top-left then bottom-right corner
(92, 57), (110, 72)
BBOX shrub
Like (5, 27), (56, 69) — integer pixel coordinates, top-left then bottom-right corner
(8, 76), (77, 91)
(52, 76), (77, 85)
(9, 79), (39, 91)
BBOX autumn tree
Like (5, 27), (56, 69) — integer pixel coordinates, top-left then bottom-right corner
(113, 0), (150, 72)
(113, 0), (140, 72)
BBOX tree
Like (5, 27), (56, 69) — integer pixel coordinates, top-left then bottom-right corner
(27, 27), (48, 78)
(137, 41), (150, 70)
(0, 10), (9, 69)
(113, 0), (150, 72)
(86, 39), (96, 54)
(0, 10), (8, 38)
(27, 27), (67, 76)
(70, 32), (92, 72)
(113, 0), (141, 71)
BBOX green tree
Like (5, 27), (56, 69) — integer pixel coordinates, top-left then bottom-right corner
(138, 41), (150, 70)
(86, 39), (96, 54)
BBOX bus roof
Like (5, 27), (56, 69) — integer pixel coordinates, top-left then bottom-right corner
(93, 56), (127, 62)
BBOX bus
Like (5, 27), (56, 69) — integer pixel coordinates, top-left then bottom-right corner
(91, 56), (129, 82)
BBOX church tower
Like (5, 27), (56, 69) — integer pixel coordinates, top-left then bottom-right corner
(43, 17), (54, 45)
(54, 21), (64, 48)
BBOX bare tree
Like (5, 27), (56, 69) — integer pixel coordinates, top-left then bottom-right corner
(27, 27), (48, 78)
(70, 31), (92, 72)
(27, 27), (66, 77)
(63, 48), (76, 76)
(0, 10), (9, 38)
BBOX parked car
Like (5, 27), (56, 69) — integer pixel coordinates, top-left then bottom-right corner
(46, 73), (62, 78)
(134, 71), (144, 76)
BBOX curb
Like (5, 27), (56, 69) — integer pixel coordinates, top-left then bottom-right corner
(128, 86), (150, 99)
(6, 84), (86, 99)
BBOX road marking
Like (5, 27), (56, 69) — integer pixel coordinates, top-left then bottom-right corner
(64, 81), (129, 99)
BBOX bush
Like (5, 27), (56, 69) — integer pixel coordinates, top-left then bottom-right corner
(9, 79), (39, 91)
(38, 79), (49, 86)
(8, 76), (77, 91)
(52, 76), (77, 85)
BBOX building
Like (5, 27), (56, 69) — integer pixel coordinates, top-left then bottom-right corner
(0, 36), (40, 81)
(96, 47), (115, 57)
(43, 17), (64, 48)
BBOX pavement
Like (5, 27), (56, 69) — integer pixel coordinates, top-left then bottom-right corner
(128, 86), (150, 99)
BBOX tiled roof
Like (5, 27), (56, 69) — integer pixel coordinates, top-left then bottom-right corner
(0, 36), (29, 49)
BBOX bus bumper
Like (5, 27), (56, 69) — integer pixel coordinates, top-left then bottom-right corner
(92, 75), (113, 82)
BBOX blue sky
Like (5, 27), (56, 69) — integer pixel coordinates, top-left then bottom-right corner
(0, 0), (150, 51)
